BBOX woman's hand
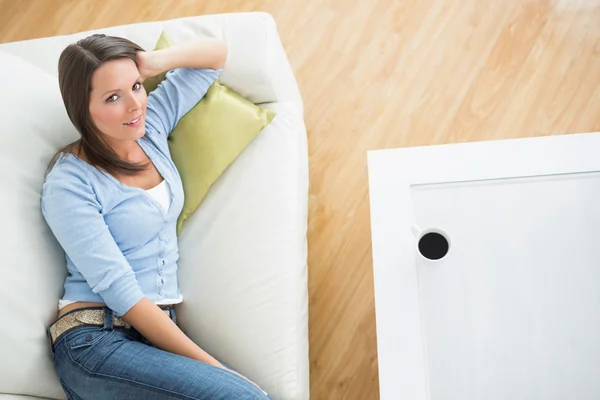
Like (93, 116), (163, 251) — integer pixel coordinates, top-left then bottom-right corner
(136, 50), (164, 81)
(222, 366), (267, 395)
(202, 357), (266, 395)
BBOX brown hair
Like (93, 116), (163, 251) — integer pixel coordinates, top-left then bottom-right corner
(48, 33), (149, 177)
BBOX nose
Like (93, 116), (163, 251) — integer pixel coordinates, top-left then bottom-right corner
(127, 94), (142, 112)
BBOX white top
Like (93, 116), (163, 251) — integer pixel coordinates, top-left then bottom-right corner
(146, 179), (172, 213)
(57, 180), (180, 310)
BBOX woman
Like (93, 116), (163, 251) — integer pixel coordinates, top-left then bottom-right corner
(42, 33), (270, 399)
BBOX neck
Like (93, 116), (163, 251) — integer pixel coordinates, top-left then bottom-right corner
(106, 139), (140, 162)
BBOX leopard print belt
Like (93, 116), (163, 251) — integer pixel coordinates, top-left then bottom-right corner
(49, 307), (171, 345)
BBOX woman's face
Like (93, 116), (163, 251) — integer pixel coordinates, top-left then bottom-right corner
(89, 58), (147, 144)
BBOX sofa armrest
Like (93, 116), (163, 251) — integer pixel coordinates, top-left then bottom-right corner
(220, 12), (304, 113)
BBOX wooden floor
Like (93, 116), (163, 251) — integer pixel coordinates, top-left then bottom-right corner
(2, 0), (600, 398)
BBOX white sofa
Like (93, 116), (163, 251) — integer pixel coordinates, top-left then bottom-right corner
(0, 12), (309, 400)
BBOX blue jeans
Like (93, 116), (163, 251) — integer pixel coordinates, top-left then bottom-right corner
(46, 306), (271, 399)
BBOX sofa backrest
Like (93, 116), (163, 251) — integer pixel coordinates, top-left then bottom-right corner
(0, 12), (303, 114)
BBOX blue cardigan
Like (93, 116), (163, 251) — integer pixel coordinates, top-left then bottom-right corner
(42, 67), (221, 316)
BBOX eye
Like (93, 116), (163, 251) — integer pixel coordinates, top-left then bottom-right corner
(133, 82), (141, 90)
(106, 94), (118, 103)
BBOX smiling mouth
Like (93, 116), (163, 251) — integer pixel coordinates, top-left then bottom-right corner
(123, 115), (142, 125)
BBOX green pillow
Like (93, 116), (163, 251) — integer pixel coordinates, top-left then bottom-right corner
(144, 32), (276, 234)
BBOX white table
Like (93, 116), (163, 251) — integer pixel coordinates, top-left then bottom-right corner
(368, 132), (600, 400)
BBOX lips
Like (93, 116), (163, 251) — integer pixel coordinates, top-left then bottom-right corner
(123, 115), (142, 125)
